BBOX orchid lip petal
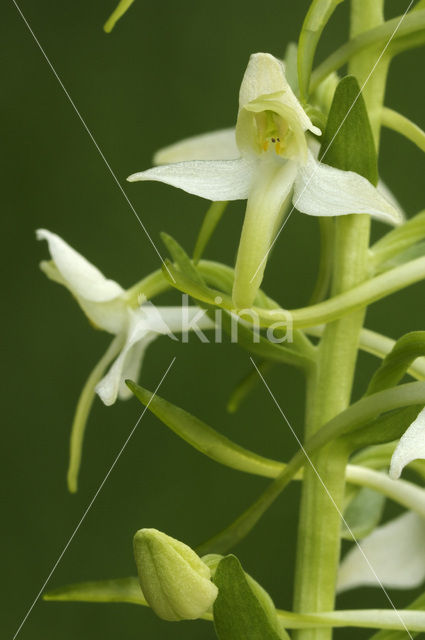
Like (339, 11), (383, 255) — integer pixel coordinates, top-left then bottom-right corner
(293, 152), (403, 226)
(390, 406), (425, 479)
(154, 128), (239, 164)
(232, 158), (298, 308)
(127, 157), (256, 202)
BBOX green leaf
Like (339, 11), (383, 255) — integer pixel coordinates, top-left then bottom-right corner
(366, 331), (425, 395)
(213, 555), (290, 640)
(320, 75), (378, 184)
(44, 577), (146, 606)
(297, 0), (345, 101)
(126, 381), (284, 479)
(369, 591), (425, 639)
(193, 202), (227, 264)
(341, 487), (385, 540)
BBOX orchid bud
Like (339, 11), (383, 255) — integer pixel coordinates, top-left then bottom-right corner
(133, 528), (218, 621)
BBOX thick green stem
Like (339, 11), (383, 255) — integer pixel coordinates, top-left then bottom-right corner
(293, 3), (387, 638)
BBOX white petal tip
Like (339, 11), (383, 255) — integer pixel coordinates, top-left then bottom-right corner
(95, 383), (116, 406)
(36, 228), (50, 241)
(127, 173), (142, 182)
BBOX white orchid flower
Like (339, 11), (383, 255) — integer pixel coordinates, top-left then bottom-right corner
(337, 511), (425, 592)
(37, 229), (214, 491)
(128, 52), (402, 308)
(390, 406), (425, 479)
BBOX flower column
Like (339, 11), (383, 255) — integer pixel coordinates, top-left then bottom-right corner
(293, 2), (387, 639)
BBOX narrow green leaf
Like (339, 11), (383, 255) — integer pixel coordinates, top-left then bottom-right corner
(193, 202), (227, 264)
(126, 381), (284, 479)
(366, 331), (425, 395)
(297, 0), (345, 101)
(227, 362), (274, 413)
(161, 232), (204, 286)
(44, 577), (146, 606)
(320, 75), (378, 184)
(213, 555), (290, 640)
(341, 487), (385, 540)
(369, 591), (425, 639)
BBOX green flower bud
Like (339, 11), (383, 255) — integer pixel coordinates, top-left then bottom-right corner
(133, 528), (218, 621)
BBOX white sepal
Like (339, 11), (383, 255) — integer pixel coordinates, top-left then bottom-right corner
(154, 128), (239, 164)
(390, 406), (425, 479)
(127, 157), (256, 201)
(337, 511), (425, 592)
(36, 229), (124, 301)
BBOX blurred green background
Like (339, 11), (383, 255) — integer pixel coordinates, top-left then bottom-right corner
(2, 0), (425, 638)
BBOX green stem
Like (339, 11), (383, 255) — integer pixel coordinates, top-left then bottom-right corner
(293, 3), (387, 638)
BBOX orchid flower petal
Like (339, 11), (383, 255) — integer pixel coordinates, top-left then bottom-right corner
(232, 158), (298, 308)
(154, 128), (239, 164)
(390, 406), (425, 479)
(118, 335), (157, 401)
(337, 511), (425, 592)
(117, 306), (214, 400)
(238, 53), (320, 136)
(96, 312), (150, 406)
(378, 178), (406, 223)
(127, 158), (256, 201)
(293, 153), (403, 226)
(37, 229), (124, 301)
